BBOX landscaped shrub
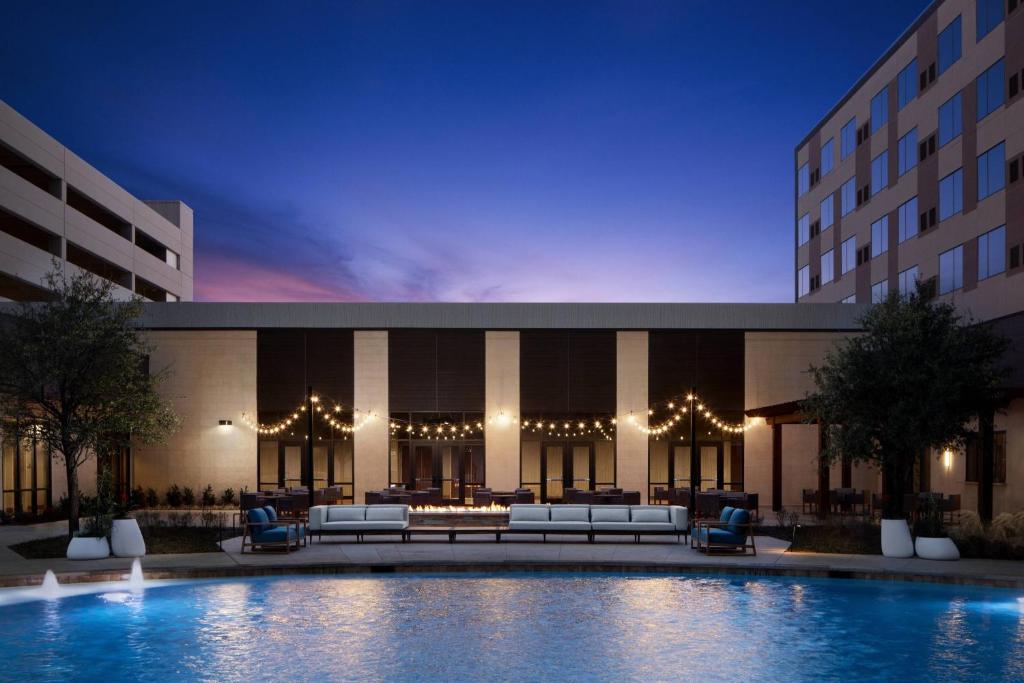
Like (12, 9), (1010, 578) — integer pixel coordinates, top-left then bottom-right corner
(130, 486), (145, 509)
(950, 511), (1024, 560)
(145, 488), (159, 508)
(166, 484), (183, 508)
(201, 484), (216, 508)
(220, 488), (236, 506)
(182, 487), (196, 508)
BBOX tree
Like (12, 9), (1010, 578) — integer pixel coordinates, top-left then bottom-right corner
(0, 265), (178, 536)
(802, 285), (1007, 519)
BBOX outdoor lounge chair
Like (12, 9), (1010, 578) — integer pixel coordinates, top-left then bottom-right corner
(692, 505), (756, 555)
(241, 505), (305, 553)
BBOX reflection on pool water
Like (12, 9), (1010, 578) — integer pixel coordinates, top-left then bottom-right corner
(3, 573), (1023, 682)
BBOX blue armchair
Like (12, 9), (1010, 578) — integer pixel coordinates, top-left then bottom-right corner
(242, 505), (305, 553)
(692, 506), (756, 555)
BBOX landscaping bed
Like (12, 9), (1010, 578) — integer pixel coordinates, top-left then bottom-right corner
(9, 526), (227, 559)
(758, 522), (882, 555)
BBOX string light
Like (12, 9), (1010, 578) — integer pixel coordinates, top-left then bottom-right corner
(639, 391), (751, 437)
(520, 416), (615, 440)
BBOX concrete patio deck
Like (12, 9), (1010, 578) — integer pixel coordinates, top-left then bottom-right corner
(2, 521), (1024, 589)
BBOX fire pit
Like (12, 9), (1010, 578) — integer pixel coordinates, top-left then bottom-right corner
(409, 504), (510, 527)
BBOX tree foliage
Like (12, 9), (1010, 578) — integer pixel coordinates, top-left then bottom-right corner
(801, 286), (1007, 517)
(0, 266), (178, 535)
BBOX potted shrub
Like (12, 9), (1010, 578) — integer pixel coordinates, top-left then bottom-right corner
(66, 487), (110, 560)
(913, 498), (959, 561)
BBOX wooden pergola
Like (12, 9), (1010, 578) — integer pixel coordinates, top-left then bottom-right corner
(745, 401), (851, 520)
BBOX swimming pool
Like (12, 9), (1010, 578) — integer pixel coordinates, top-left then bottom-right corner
(3, 573), (1022, 682)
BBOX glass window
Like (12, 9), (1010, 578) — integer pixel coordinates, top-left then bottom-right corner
(898, 265), (919, 298)
(939, 245), (964, 294)
(938, 16), (962, 75)
(821, 249), (834, 285)
(841, 177), (856, 217)
(871, 150), (888, 195)
(976, 0), (1004, 41)
(820, 194), (834, 231)
(871, 280), (889, 303)
(978, 225), (1006, 280)
(821, 138), (834, 177)
(871, 216), (889, 257)
(841, 236), (856, 275)
(938, 92), (962, 147)
(978, 142), (1006, 201)
(841, 118), (856, 160)
(798, 162), (810, 196)
(841, 294), (856, 304)
(898, 196), (918, 243)
(898, 59), (918, 110)
(898, 128), (918, 176)
(797, 213), (810, 246)
(977, 59), (1004, 121)
(939, 168), (963, 221)
(871, 87), (888, 133)
(798, 265), (810, 297)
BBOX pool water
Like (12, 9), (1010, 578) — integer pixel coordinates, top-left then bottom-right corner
(3, 573), (1023, 682)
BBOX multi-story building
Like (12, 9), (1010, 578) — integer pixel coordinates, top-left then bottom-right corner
(0, 99), (193, 302)
(795, 0), (1022, 322)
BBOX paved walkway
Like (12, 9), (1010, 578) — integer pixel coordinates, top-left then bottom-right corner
(3, 523), (1024, 588)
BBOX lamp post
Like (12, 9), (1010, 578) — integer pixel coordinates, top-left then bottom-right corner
(306, 385), (315, 509)
(689, 387), (698, 510)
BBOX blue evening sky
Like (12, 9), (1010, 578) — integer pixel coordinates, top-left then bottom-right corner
(0, 1), (927, 302)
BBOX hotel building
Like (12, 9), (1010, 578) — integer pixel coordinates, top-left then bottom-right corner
(794, 0), (1022, 320)
(0, 99), (193, 303)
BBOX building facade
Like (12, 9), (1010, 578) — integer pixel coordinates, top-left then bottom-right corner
(4, 301), (1012, 521)
(795, 0), (1023, 321)
(0, 99), (193, 303)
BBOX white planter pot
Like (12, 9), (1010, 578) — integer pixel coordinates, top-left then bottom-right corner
(915, 536), (960, 561)
(880, 518), (914, 558)
(66, 536), (110, 560)
(110, 518), (147, 558)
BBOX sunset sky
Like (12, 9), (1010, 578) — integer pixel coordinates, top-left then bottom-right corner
(0, 1), (926, 302)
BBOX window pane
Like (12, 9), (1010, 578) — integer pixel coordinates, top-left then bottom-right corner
(939, 246), (963, 294)
(841, 118), (856, 159)
(871, 87), (888, 133)
(841, 177), (855, 216)
(821, 138), (834, 176)
(871, 151), (888, 194)
(938, 16), (961, 75)
(939, 168), (963, 221)
(978, 142), (1005, 200)
(898, 128), (918, 176)
(977, 60), (1004, 121)
(938, 92), (962, 147)
(898, 197), (918, 242)
(871, 216), (889, 257)
(798, 213), (810, 245)
(841, 236), (856, 275)
(798, 266), (810, 297)
(821, 249), (834, 284)
(820, 195), (834, 230)
(977, 0), (1004, 41)
(898, 59), (917, 109)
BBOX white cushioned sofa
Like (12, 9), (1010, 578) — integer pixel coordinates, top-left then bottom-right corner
(309, 504), (410, 542)
(506, 504), (688, 542)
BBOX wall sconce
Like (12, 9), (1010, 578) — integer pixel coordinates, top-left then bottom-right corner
(942, 448), (953, 472)
(218, 420), (233, 426)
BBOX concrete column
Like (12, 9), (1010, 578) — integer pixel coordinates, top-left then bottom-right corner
(132, 330), (257, 495)
(615, 331), (649, 502)
(485, 331), (520, 491)
(354, 331), (388, 500)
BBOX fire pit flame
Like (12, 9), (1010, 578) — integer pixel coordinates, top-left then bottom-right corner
(410, 504), (510, 513)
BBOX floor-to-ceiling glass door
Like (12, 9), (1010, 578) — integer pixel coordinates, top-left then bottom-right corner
(394, 441), (483, 504)
(258, 437), (354, 499)
(526, 441), (615, 503)
(1, 431), (51, 516)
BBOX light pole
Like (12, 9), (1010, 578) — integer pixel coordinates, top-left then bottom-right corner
(306, 385), (315, 509)
(688, 387), (698, 511)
